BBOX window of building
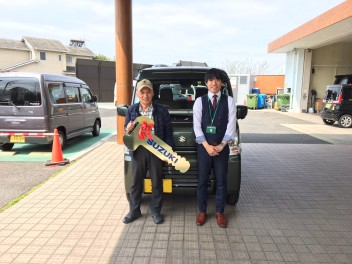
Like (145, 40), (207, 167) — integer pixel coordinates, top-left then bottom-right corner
(40, 52), (46, 60)
(66, 55), (72, 63)
(59, 55), (61, 61)
(66, 66), (76, 73)
(239, 76), (247, 85)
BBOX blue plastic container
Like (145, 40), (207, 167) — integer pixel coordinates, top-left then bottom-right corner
(257, 94), (266, 109)
(251, 88), (260, 94)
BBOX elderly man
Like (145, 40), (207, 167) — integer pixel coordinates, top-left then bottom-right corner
(123, 79), (173, 224)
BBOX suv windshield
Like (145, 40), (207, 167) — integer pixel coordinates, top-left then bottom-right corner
(0, 77), (41, 106)
(133, 79), (230, 110)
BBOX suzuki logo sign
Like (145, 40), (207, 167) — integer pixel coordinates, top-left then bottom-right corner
(179, 136), (186, 142)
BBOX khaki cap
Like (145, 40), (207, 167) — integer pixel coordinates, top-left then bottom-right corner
(136, 79), (153, 91)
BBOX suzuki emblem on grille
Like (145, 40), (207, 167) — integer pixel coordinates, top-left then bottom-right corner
(179, 136), (186, 142)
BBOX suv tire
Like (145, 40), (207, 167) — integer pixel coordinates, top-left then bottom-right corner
(227, 192), (240, 205)
(338, 114), (352, 128)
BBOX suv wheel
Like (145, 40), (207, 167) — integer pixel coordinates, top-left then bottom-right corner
(0, 143), (14, 151)
(226, 192), (240, 205)
(338, 114), (352, 128)
(323, 119), (335, 125)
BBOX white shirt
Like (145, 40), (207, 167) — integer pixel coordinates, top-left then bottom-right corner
(193, 91), (237, 144)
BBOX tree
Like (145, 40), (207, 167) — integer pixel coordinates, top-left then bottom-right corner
(221, 58), (270, 75)
(93, 54), (112, 61)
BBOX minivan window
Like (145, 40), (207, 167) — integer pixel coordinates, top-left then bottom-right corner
(80, 87), (93, 103)
(0, 77), (41, 106)
(65, 85), (80, 103)
(49, 83), (66, 104)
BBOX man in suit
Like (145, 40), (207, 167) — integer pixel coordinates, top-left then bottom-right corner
(193, 68), (237, 228)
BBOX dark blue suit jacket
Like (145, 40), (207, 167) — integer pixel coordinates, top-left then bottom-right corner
(124, 102), (173, 147)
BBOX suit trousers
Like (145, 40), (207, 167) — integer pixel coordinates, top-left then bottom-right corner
(197, 144), (229, 213)
(129, 146), (164, 213)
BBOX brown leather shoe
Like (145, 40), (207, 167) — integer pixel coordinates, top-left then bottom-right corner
(216, 212), (227, 228)
(196, 212), (207, 226)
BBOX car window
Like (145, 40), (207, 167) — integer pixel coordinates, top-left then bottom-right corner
(340, 78), (349, 85)
(342, 87), (352, 101)
(49, 83), (66, 104)
(0, 77), (41, 106)
(325, 87), (340, 101)
(65, 84), (80, 103)
(157, 82), (202, 109)
(80, 87), (93, 103)
(133, 80), (231, 110)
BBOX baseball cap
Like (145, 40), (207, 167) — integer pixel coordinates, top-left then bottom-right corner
(136, 79), (153, 91)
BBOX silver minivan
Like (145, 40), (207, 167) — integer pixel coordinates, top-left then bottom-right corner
(0, 72), (101, 151)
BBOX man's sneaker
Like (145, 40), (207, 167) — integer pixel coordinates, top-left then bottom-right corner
(151, 212), (164, 224)
(123, 210), (141, 224)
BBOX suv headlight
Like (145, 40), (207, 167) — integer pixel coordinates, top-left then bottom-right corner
(229, 135), (241, 156)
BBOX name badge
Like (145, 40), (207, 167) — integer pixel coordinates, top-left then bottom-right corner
(206, 126), (216, 134)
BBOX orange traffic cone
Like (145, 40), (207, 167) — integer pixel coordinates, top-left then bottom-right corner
(45, 129), (69, 166)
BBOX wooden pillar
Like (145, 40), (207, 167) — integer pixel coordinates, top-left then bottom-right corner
(115, 0), (133, 144)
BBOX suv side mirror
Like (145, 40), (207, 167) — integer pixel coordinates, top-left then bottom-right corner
(236, 105), (248, 120)
(91, 95), (98, 103)
(117, 104), (129, 116)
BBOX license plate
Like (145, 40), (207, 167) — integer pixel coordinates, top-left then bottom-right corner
(144, 179), (172, 193)
(10, 135), (25, 143)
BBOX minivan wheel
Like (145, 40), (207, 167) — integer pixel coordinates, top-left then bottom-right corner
(57, 130), (66, 148)
(227, 192), (240, 205)
(92, 120), (101, 137)
(338, 114), (352, 128)
(323, 119), (335, 125)
(0, 143), (14, 151)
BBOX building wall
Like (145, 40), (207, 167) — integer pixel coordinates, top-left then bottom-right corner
(0, 49), (30, 69)
(0, 48), (93, 75)
(254, 75), (285, 95)
(17, 50), (65, 74)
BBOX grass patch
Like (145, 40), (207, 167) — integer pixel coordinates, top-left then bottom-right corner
(0, 161), (76, 213)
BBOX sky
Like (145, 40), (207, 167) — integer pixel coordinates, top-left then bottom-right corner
(0, 0), (346, 74)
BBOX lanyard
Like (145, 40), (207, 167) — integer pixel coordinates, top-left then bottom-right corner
(208, 95), (220, 126)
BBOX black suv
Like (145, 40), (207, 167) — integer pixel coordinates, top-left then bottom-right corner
(117, 66), (248, 205)
(321, 74), (352, 128)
